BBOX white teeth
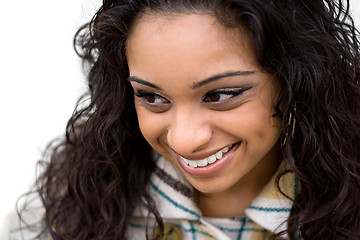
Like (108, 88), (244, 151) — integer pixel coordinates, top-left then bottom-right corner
(181, 156), (189, 165)
(207, 155), (217, 164)
(189, 161), (198, 168)
(181, 144), (233, 168)
(215, 150), (222, 160)
(196, 159), (208, 167)
(222, 147), (229, 153)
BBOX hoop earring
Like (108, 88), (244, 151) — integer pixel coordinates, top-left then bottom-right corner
(282, 104), (296, 146)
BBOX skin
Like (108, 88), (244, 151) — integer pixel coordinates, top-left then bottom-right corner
(126, 13), (282, 217)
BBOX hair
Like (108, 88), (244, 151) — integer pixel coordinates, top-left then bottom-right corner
(18, 0), (360, 239)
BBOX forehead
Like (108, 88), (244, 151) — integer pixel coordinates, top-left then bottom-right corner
(126, 13), (259, 85)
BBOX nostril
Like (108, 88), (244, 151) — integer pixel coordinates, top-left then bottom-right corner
(167, 131), (210, 155)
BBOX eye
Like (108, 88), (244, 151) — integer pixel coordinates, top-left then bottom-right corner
(135, 90), (170, 104)
(203, 87), (252, 103)
(134, 89), (170, 112)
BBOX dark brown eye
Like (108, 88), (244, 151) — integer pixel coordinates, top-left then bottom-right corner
(203, 87), (253, 103)
(203, 91), (236, 102)
(204, 93), (221, 102)
(143, 94), (156, 103)
(134, 90), (170, 104)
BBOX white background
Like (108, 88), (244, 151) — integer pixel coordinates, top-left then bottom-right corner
(0, 0), (101, 238)
(1, 0), (360, 239)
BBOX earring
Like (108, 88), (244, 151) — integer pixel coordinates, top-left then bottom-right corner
(282, 104), (296, 146)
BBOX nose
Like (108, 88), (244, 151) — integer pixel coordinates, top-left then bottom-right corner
(167, 107), (212, 156)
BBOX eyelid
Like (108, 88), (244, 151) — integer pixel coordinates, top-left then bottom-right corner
(204, 87), (252, 100)
(208, 86), (252, 94)
(134, 89), (166, 98)
(203, 86), (253, 110)
(133, 89), (171, 112)
(134, 89), (152, 98)
(206, 87), (249, 96)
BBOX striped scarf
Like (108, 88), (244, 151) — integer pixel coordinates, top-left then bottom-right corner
(129, 155), (297, 239)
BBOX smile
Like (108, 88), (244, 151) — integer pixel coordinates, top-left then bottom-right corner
(175, 142), (241, 177)
(180, 144), (233, 168)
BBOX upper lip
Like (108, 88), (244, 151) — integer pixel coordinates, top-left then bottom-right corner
(169, 142), (238, 161)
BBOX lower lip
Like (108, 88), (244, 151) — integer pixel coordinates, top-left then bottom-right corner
(176, 142), (240, 177)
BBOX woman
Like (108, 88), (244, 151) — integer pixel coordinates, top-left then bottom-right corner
(20, 0), (360, 239)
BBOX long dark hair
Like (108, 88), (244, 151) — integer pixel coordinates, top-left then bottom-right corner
(19, 0), (360, 239)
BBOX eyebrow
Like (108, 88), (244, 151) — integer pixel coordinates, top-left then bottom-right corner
(127, 70), (256, 90)
(127, 76), (162, 90)
(192, 70), (256, 89)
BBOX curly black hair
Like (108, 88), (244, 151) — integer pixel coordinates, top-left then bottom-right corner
(18, 0), (360, 239)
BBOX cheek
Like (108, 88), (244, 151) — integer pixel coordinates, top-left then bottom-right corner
(135, 104), (166, 144)
(214, 103), (281, 142)
(241, 114), (282, 154)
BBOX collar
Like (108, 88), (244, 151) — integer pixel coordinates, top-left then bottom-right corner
(132, 155), (296, 235)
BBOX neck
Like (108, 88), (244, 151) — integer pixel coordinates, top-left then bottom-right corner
(195, 146), (282, 218)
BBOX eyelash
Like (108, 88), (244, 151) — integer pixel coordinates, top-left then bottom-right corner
(134, 86), (252, 111)
(203, 87), (252, 103)
(134, 90), (170, 105)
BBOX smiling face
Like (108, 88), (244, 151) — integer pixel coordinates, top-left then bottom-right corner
(126, 14), (282, 197)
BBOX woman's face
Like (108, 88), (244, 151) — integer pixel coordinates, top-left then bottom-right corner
(126, 14), (282, 194)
